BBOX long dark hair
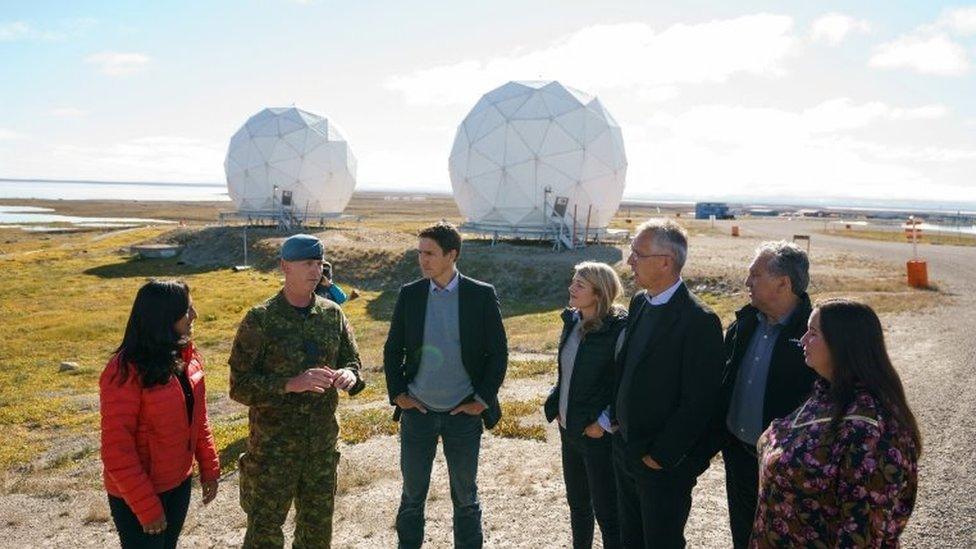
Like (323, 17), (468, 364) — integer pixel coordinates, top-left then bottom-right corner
(817, 299), (922, 455)
(113, 279), (191, 387)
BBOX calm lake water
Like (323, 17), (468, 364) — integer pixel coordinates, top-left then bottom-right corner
(0, 179), (229, 202)
(0, 180), (226, 230)
(0, 205), (176, 230)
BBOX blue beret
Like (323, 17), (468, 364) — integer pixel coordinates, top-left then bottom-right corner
(281, 234), (324, 261)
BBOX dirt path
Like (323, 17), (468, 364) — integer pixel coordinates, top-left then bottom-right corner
(1, 220), (973, 547)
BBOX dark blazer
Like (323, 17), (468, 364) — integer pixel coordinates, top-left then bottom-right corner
(383, 273), (508, 429)
(719, 294), (816, 432)
(612, 283), (725, 477)
(544, 308), (627, 438)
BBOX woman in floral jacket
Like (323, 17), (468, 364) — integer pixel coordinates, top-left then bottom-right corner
(751, 299), (921, 548)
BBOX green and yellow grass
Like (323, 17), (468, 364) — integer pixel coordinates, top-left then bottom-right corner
(821, 226), (976, 247)
(0, 195), (947, 490)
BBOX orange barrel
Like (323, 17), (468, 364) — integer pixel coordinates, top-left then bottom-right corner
(907, 260), (928, 288)
(731, 225), (740, 237)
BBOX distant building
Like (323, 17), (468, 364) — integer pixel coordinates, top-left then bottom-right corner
(695, 202), (731, 219)
(747, 208), (779, 217)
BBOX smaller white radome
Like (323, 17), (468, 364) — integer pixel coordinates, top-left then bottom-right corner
(449, 81), (627, 230)
(224, 107), (357, 216)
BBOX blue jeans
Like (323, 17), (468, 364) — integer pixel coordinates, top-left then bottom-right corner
(396, 408), (484, 549)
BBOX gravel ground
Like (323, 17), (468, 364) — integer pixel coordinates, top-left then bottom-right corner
(1, 219), (973, 548)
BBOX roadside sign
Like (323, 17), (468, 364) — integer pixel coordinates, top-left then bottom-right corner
(904, 216), (923, 259)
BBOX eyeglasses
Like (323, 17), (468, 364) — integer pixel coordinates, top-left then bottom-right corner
(629, 247), (672, 261)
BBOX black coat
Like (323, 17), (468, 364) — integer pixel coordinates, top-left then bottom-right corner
(719, 294), (816, 433)
(612, 283), (726, 477)
(544, 308), (627, 438)
(382, 273), (508, 429)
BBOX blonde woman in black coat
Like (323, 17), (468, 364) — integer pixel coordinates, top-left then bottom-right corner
(545, 261), (627, 549)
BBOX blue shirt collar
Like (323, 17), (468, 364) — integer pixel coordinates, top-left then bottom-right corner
(756, 303), (798, 327)
(429, 270), (460, 294)
(644, 278), (683, 306)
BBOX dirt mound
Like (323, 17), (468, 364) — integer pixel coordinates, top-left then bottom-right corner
(149, 227), (628, 308)
(151, 226), (741, 312)
(152, 226), (417, 271)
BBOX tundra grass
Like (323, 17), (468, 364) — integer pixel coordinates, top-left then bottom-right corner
(820, 227), (976, 247)
(0, 217), (943, 483)
(0, 227), (576, 475)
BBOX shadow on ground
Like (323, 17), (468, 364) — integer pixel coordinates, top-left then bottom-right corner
(218, 436), (247, 475)
(83, 256), (222, 278)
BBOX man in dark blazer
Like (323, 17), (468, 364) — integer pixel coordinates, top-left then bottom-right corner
(719, 241), (816, 547)
(383, 221), (507, 549)
(612, 219), (725, 548)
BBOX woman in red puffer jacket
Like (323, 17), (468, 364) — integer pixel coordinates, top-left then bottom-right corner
(100, 279), (220, 549)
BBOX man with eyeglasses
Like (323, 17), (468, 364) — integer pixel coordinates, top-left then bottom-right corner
(610, 219), (725, 548)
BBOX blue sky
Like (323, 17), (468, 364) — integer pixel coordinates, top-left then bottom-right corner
(1, 1), (974, 203)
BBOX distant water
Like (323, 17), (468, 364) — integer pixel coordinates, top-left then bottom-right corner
(0, 179), (229, 202)
(0, 204), (175, 230)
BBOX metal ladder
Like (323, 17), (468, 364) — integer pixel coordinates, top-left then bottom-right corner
(543, 194), (585, 251)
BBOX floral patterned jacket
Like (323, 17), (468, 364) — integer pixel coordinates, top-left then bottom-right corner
(751, 379), (918, 548)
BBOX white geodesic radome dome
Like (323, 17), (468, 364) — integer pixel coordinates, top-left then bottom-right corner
(449, 81), (627, 231)
(224, 106), (356, 216)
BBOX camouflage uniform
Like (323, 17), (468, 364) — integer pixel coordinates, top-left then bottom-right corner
(229, 291), (364, 549)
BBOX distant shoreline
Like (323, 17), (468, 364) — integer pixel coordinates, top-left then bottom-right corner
(0, 177), (224, 188)
(1, 177), (973, 217)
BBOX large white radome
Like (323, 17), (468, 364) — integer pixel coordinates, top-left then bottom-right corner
(449, 81), (627, 230)
(224, 107), (356, 216)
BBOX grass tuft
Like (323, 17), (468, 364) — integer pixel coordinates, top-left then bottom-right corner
(507, 360), (555, 379)
(339, 407), (399, 445)
(493, 398), (547, 442)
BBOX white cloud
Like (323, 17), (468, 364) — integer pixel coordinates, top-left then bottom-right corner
(0, 18), (96, 41)
(387, 15), (798, 105)
(48, 107), (89, 118)
(0, 129), (25, 141)
(635, 86), (681, 103)
(939, 7), (976, 35)
(869, 33), (969, 75)
(811, 13), (872, 45)
(85, 51), (151, 77)
(837, 137), (976, 162)
(645, 98), (947, 140)
(0, 21), (31, 41)
(626, 100), (974, 202)
(48, 136), (224, 182)
(802, 98), (947, 132)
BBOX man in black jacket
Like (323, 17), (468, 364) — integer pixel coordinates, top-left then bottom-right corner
(612, 219), (725, 548)
(720, 241), (816, 547)
(383, 221), (507, 549)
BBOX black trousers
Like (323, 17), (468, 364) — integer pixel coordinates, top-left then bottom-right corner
(108, 476), (192, 549)
(721, 434), (760, 549)
(612, 437), (697, 549)
(560, 427), (621, 549)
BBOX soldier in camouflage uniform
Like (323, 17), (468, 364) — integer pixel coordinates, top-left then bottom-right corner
(229, 234), (365, 549)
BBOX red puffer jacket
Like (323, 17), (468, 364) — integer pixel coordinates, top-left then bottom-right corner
(99, 344), (220, 526)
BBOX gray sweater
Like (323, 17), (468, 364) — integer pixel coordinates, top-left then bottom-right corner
(407, 285), (474, 411)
